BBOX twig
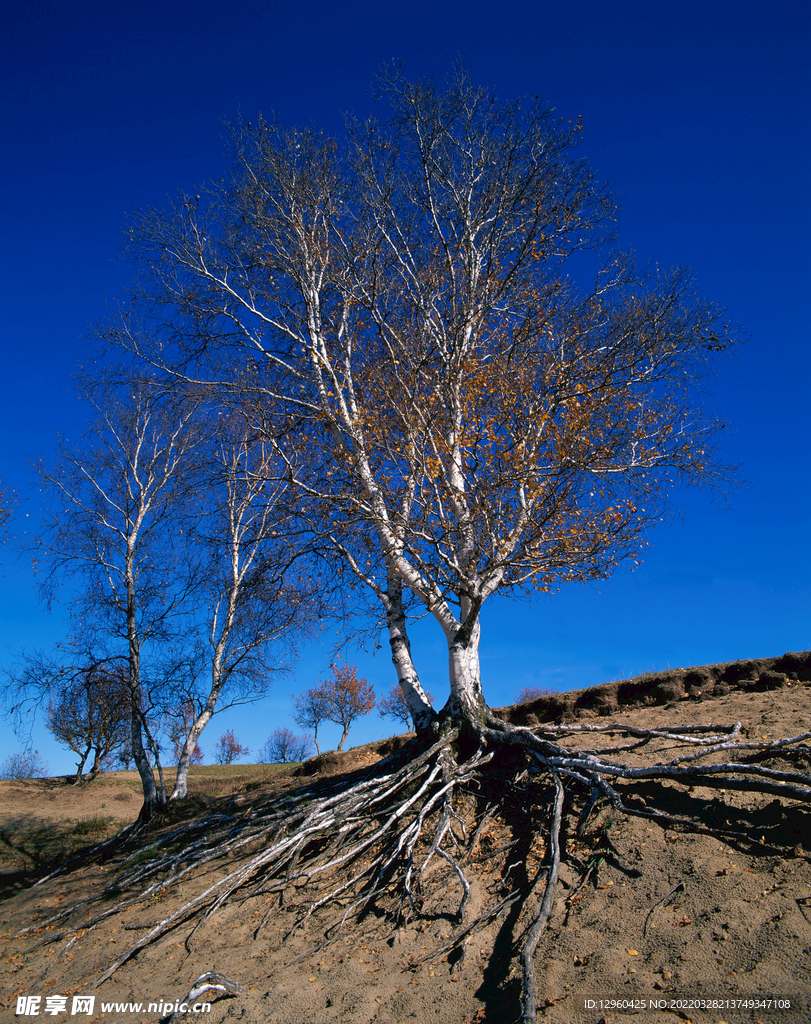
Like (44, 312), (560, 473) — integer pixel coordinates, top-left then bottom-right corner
(411, 891), (523, 967)
(643, 882), (686, 937)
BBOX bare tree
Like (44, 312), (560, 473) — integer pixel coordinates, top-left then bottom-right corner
(168, 410), (318, 799)
(125, 69), (736, 738)
(378, 682), (434, 730)
(258, 726), (313, 763)
(45, 665), (130, 784)
(22, 377), (313, 808)
(0, 750), (48, 780)
(34, 379), (203, 822)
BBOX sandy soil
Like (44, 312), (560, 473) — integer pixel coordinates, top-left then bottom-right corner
(1, 660), (810, 1024)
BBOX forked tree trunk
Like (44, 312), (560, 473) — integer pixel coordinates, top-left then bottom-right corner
(72, 743), (92, 785)
(83, 747), (106, 783)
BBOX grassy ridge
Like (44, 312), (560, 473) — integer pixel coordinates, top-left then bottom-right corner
(0, 762), (294, 899)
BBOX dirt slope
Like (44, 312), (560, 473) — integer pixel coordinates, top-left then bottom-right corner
(1, 654), (810, 1024)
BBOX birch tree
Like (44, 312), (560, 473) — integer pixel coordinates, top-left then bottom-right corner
(35, 380), (202, 821)
(169, 410), (319, 799)
(126, 66), (736, 739)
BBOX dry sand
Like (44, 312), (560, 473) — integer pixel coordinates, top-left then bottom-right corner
(1, 662), (810, 1024)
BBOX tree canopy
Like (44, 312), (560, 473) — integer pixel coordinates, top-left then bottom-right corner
(294, 662), (376, 752)
(123, 65), (738, 737)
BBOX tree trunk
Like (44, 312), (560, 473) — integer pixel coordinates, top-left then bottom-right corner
(83, 746), (105, 783)
(171, 707), (214, 800)
(128, 643), (161, 822)
(126, 546), (161, 821)
(171, 614), (235, 799)
(444, 617), (487, 732)
(386, 574), (436, 736)
(131, 708), (160, 823)
(72, 743), (92, 785)
(151, 740), (167, 806)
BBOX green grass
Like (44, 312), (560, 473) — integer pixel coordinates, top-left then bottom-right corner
(72, 814), (116, 836)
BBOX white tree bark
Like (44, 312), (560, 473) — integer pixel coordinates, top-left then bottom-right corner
(171, 427), (313, 799)
(445, 617), (485, 725)
(384, 575), (435, 734)
(171, 705), (214, 800)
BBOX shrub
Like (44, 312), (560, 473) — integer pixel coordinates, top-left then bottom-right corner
(514, 686), (554, 705)
(0, 750), (49, 780)
(258, 727), (313, 763)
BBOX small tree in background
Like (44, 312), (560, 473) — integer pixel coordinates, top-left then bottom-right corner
(294, 663), (375, 753)
(378, 684), (434, 731)
(515, 686), (555, 705)
(213, 729), (250, 765)
(0, 750), (49, 780)
(113, 744), (134, 771)
(258, 727), (313, 764)
(293, 685), (328, 755)
(320, 662), (376, 752)
(45, 665), (130, 784)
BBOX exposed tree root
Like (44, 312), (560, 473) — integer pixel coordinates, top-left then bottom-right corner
(159, 972), (248, 1023)
(15, 716), (811, 1022)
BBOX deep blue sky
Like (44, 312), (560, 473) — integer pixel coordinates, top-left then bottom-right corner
(1, 0), (809, 772)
